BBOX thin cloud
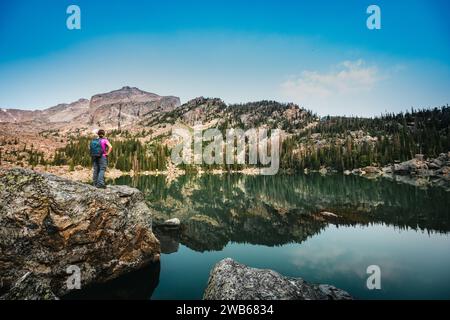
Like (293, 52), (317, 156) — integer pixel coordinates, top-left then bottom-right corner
(280, 59), (380, 101)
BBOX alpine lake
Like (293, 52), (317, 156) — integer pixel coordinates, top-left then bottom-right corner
(65, 173), (450, 300)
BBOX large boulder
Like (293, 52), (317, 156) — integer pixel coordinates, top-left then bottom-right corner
(0, 168), (160, 299)
(203, 258), (352, 300)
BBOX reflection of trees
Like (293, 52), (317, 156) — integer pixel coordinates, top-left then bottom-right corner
(244, 174), (450, 233)
(115, 173), (450, 252)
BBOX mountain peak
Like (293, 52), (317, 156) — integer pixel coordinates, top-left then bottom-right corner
(89, 86), (180, 108)
(88, 87), (181, 129)
(120, 86), (137, 91)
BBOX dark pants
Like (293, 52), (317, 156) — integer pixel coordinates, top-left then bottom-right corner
(92, 156), (108, 187)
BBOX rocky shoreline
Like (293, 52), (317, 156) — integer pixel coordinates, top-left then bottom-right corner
(2, 152), (449, 191)
(312, 152), (450, 190)
(356, 153), (450, 190)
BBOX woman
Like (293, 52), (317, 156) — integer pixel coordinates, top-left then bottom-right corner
(91, 129), (113, 188)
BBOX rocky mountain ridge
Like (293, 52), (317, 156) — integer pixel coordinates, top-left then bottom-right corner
(0, 86), (181, 130)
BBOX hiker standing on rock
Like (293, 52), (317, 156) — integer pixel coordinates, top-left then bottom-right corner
(90, 129), (112, 188)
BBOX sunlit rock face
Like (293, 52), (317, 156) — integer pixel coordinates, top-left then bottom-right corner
(0, 168), (160, 299)
(89, 86), (181, 129)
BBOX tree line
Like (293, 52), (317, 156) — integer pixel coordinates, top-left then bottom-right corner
(47, 106), (449, 173)
(52, 137), (168, 172)
(281, 106), (450, 171)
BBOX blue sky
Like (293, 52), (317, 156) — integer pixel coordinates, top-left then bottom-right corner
(0, 0), (449, 116)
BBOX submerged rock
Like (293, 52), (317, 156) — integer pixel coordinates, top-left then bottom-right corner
(0, 168), (160, 299)
(203, 258), (352, 300)
(319, 211), (339, 218)
(162, 218), (181, 228)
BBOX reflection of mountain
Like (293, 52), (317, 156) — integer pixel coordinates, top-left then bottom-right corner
(62, 261), (160, 300)
(115, 174), (450, 252)
(179, 210), (329, 252)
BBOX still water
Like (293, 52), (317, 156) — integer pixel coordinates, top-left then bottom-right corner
(68, 174), (450, 299)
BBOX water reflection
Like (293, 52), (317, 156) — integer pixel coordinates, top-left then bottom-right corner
(114, 174), (450, 253)
(63, 261), (160, 300)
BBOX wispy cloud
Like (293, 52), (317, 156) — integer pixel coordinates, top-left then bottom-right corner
(280, 59), (380, 101)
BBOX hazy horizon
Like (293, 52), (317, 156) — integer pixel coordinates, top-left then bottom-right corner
(1, 84), (449, 120)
